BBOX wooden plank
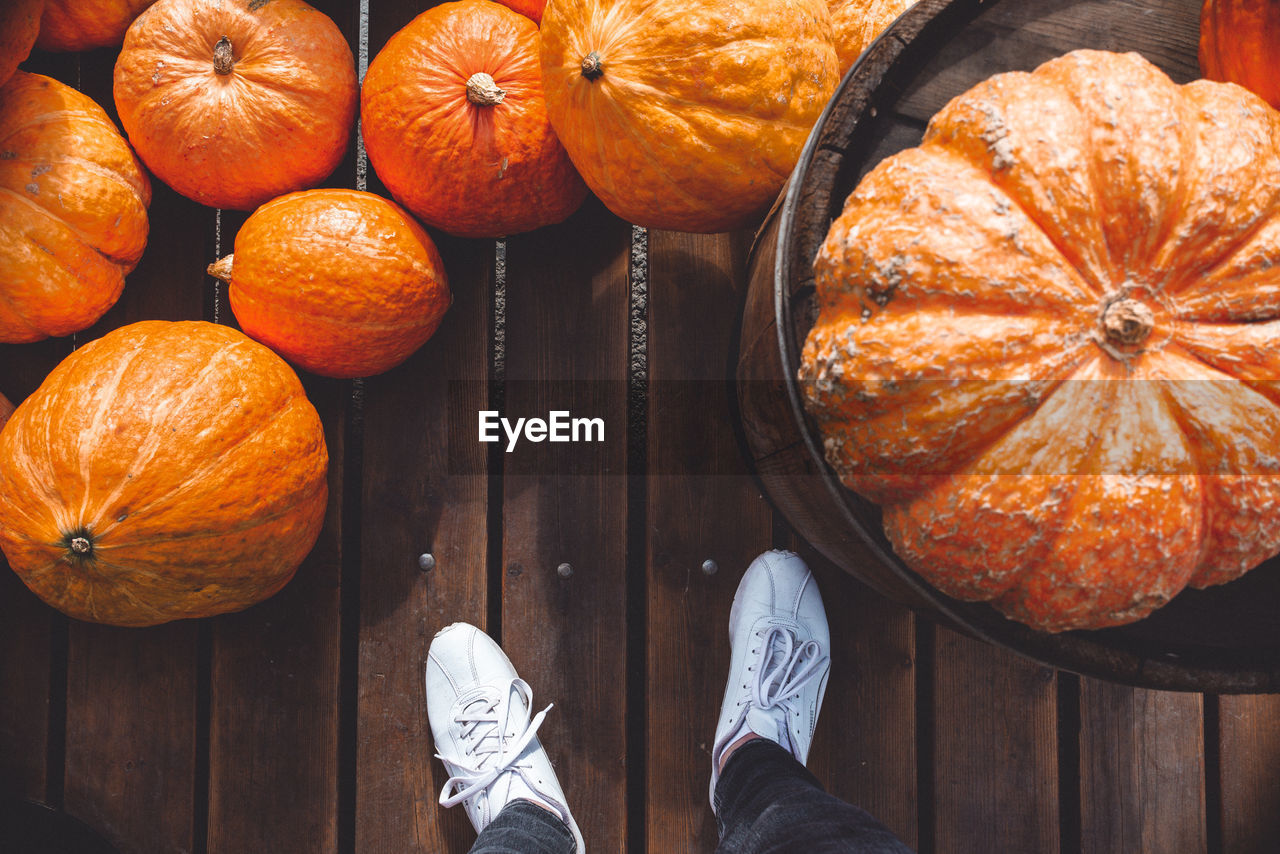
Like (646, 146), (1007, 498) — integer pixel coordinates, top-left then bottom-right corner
(501, 201), (632, 851)
(794, 541), (919, 848)
(1217, 695), (1280, 854)
(1078, 681), (1205, 853)
(354, 234), (491, 853)
(933, 627), (1059, 853)
(0, 569), (52, 802)
(646, 228), (774, 851)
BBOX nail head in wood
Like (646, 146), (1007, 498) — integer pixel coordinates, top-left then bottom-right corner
(701, 559), (718, 575)
(418, 553), (436, 572)
(557, 562), (573, 578)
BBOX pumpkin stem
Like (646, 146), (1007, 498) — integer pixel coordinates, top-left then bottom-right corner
(207, 254), (234, 284)
(1101, 298), (1154, 347)
(580, 51), (604, 81)
(70, 537), (91, 555)
(465, 72), (506, 107)
(213, 36), (236, 75)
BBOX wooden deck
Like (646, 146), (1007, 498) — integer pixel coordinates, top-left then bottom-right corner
(4, 1), (1280, 852)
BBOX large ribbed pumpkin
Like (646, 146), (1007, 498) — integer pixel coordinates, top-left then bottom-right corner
(0, 321), (329, 627)
(1200, 0), (1280, 108)
(0, 0), (44, 87)
(36, 0), (156, 52)
(0, 72), (151, 344)
(362, 0), (585, 238)
(207, 190), (452, 378)
(801, 50), (1280, 633)
(113, 0), (357, 211)
(829, 0), (918, 74)
(539, 0), (840, 233)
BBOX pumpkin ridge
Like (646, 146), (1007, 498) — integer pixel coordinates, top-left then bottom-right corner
(0, 108), (114, 148)
(0, 151), (151, 207)
(0, 172), (147, 266)
(90, 391), (304, 539)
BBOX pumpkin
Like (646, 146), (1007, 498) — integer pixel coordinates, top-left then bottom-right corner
(539, 0), (840, 233)
(829, 0), (918, 75)
(1200, 0), (1280, 108)
(801, 50), (1280, 633)
(495, 0), (545, 25)
(113, 0), (357, 211)
(0, 393), (13, 433)
(361, 0), (586, 238)
(0, 72), (151, 344)
(0, 321), (328, 627)
(0, 0), (43, 88)
(36, 0), (156, 52)
(207, 189), (452, 378)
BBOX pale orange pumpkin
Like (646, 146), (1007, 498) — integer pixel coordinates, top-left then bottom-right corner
(539, 0), (840, 232)
(0, 321), (328, 627)
(362, 0), (586, 238)
(802, 50), (1280, 632)
(208, 189), (452, 378)
(36, 0), (157, 52)
(1200, 0), (1280, 108)
(113, 0), (357, 211)
(0, 71), (151, 344)
(829, 0), (918, 74)
(0, 0), (44, 88)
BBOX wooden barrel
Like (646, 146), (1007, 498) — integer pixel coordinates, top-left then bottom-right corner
(737, 0), (1280, 693)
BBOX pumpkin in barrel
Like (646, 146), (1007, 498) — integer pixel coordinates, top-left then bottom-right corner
(1200, 0), (1280, 109)
(0, 321), (329, 627)
(801, 50), (1280, 633)
(0, 72), (151, 344)
(829, 0), (918, 74)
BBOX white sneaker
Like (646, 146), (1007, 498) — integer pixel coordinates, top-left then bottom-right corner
(425, 622), (586, 853)
(709, 550), (831, 808)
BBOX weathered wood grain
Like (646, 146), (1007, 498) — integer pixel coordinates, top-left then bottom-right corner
(646, 228), (775, 852)
(1078, 681), (1206, 854)
(933, 628), (1059, 853)
(354, 234), (492, 854)
(501, 199), (632, 852)
(1217, 695), (1280, 854)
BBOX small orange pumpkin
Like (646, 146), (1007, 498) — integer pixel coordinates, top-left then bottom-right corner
(361, 0), (586, 238)
(113, 0), (357, 211)
(829, 0), (918, 74)
(0, 321), (329, 627)
(1200, 0), (1280, 108)
(36, 0), (157, 52)
(0, 71), (151, 344)
(494, 0), (545, 25)
(207, 189), (452, 379)
(539, 0), (839, 232)
(802, 50), (1280, 632)
(0, 0), (44, 88)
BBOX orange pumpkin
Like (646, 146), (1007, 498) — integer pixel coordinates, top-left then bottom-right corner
(495, 0), (545, 25)
(207, 189), (452, 379)
(113, 0), (357, 211)
(539, 0), (840, 233)
(1200, 0), (1280, 108)
(361, 0), (586, 238)
(0, 72), (151, 344)
(0, 321), (328, 627)
(829, 0), (918, 74)
(801, 50), (1280, 632)
(36, 0), (156, 52)
(0, 0), (44, 88)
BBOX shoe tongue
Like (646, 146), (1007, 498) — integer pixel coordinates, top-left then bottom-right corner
(744, 706), (791, 755)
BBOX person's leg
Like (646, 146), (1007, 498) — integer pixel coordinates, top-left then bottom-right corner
(467, 799), (576, 854)
(713, 739), (914, 853)
(709, 550), (915, 854)
(425, 622), (585, 854)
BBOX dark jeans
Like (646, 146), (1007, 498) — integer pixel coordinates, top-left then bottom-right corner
(468, 739), (914, 853)
(714, 740), (915, 853)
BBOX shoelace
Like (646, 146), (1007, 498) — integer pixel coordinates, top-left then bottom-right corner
(436, 677), (572, 826)
(746, 624), (828, 754)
